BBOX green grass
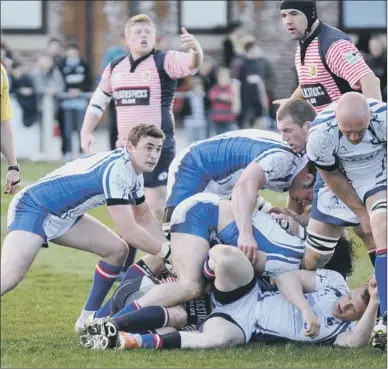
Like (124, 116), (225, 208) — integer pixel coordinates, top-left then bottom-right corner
(1, 161), (386, 368)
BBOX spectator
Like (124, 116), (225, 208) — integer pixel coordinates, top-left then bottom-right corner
(208, 67), (240, 135)
(242, 36), (277, 123)
(181, 75), (207, 144)
(232, 38), (268, 129)
(33, 53), (65, 102)
(10, 61), (39, 128)
(366, 36), (387, 102)
(100, 38), (127, 150)
(197, 54), (218, 137)
(45, 37), (65, 67)
(59, 43), (92, 160)
(222, 21), (244, 68)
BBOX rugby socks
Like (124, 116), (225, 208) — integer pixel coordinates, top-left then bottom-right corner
(368, 249), (376, 267)
(120, 245), (138, 273)
(113, 306), (169, 332)
(94, 261), (150, 318)
(375, 248), (387, 314)
(111, 300), (141, 318)
(84, 260), (121, 312)
(119, 331), (181, 350)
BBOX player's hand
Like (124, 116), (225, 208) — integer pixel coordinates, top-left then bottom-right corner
(80, 131), (95, 154)
(237, 234), (258, 266)
(180, 27), (199, 52)
(368, 275), (379, 302)
(5, 169), (20, 195)
(302, 307), (320, 338)
(269, 207), (307, 227)
(273, 98), (289, 107)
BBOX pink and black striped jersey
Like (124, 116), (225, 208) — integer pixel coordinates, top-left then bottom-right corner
(99, 50), (196, 149)
(295, 22), (372, 113)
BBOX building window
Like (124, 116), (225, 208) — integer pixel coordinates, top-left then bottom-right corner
(340, 0), (386, 33)
(178, 0), (231, 34)
(1, 0), (47, 34)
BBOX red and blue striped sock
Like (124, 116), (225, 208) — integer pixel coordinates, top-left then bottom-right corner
(111, 300), (141, 318)
(84, 260), (121, 312)
(375, 248), (387, 314)
(203, 252), (215, 281)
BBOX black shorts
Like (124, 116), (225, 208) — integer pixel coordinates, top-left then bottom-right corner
(143, 148), (175, 188)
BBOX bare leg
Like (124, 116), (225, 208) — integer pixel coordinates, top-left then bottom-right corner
(1, 231), (44, 296)
(137, 233), (209, 307)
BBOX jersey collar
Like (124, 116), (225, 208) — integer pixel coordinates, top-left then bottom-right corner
(299, 21), (324, 65)
(128, 49), (156, 73)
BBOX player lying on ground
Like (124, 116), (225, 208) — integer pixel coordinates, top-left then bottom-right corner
(79, 229), (354, 347)
(80, 245), (379, 350)
(93, 192), (353, 321)
(306, 94), (387, 349)
(1, 124), (171, 331)
(162, 129), (313, 240)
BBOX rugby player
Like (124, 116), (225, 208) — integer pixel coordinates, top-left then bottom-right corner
(106, 191), (318, 316)
(81, 14), (203, 225)
(163, 129), (314, 244)
(306, 93), (386, 349)
(81, 246), (380, 350)
(275, 0), (382, 113)
(1, 62), (20, 194)
(0, 124), (170, 330)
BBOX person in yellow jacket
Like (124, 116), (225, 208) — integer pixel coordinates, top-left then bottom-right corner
(1, 63), (20, 194)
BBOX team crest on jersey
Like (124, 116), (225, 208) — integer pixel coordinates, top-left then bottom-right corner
(344, 50), (361, 65)
(308, 65), (317, 77)
(141, 69), (152, 81)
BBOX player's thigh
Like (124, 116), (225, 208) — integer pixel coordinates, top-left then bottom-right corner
(170, 232), (210, 281)
(1, 230), (44, 278)
(210, 244), (254, 292)
(51, 214), (127, 258)
(307, 218), (343, 238)
(201, 316), (245, 348)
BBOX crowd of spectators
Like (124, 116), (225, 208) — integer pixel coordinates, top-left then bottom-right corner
(1, 26), (386, 157)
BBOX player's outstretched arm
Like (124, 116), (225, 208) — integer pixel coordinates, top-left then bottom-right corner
(108, 204), (163, 255)
(132, 201), (169, 245)
(334, 277), (380, 348)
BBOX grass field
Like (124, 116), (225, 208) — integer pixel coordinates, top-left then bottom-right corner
(1, 161), (386, 368)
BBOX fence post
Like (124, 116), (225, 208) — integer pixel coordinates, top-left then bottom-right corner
(40, 94), (55, 159)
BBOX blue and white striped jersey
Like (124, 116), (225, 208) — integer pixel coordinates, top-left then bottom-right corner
(307, 99), (386, 184)
(21, 148), (144, 219)
(252, 269), (354, 344)
(189, 129), (307, 193)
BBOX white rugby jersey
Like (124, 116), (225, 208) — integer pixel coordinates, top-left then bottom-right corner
(252, 269), (354, 343)
(307, 99), (386, 184)
(21, 148), (144, 218)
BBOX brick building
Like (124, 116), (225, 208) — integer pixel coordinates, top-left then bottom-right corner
(1, 1), (384, 99)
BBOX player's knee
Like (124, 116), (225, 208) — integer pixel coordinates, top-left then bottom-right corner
(210, 245), (244, 270)
(1, 272), (24, 295)
(105, 238), (128, 263)
(302, 231), (339, 269)
(178, 278), (205, 301)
